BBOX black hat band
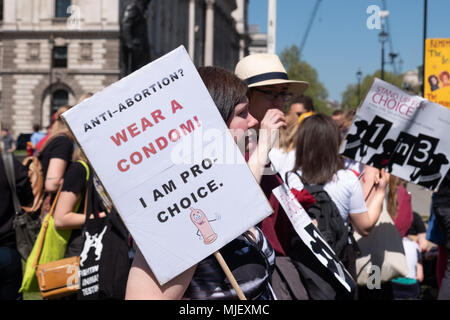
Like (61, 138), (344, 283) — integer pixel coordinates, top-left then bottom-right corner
(245, 72), (289, 85)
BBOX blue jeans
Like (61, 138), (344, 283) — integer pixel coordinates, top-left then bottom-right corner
(0, 247), (23, 300)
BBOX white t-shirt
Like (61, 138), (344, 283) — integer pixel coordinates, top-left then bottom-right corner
(269, 148), (296, 181)
(402, 237), (420, 280)
(286, 169), (367, 222)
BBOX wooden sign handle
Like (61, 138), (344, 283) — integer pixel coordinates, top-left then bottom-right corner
(213, 251), (247, 300)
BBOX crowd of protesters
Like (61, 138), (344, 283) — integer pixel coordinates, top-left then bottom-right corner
(1, 52), (450, 301)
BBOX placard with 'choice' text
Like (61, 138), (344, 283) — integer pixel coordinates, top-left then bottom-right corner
(62, 46), (273, 285)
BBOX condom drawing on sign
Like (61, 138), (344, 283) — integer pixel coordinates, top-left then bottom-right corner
(190, 208), (219, 244)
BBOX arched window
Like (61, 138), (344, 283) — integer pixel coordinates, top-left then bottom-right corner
(55, 0), (71, 18)
(52, 89), (68, 115)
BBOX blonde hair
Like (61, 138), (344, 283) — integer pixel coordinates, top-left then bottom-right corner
(278, 118), (299, 152)
(72, 145), (88, 162)
(387, 175), (405, 220)
(38, 105), (73, 154)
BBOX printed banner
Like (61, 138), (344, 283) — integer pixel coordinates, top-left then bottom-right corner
(272, 184), (355, 292)
(62, 46), (273, 285)
(340, 78), (450, 191)
(425, 38), (450, 108)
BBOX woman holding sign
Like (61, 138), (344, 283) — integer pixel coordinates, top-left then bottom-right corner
(125, 67), (283, 300)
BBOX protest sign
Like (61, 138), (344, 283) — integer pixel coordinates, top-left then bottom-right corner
(62, 46), (273, 285)
(340, 78), (450, 191)
(424, 38), (450, 108)
(272, 183), (355, 292)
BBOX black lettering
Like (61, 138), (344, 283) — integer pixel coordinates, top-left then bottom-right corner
(180, 197), (191, 209)
(167, 203), (180, 217)
(180, 171), (190, 184)
(197, 187), (207, 198)
(158, 211), (168, 223)
(153, 188), (164, 202)
(119, 103), (127, 112)
(207, 180), (218, 192)
(91, 117), (101, 127)
(162, 180), (177, 194)
(191, 165), (202, 177)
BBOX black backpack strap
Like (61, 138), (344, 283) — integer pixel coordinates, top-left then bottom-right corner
(285, 170), (304, 189)
(1, 152), (22, 215)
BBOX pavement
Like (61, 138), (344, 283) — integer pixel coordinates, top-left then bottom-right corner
(406, 182), (433, 218)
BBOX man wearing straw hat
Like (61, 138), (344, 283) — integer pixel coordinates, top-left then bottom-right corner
(235, 54), (310, 299)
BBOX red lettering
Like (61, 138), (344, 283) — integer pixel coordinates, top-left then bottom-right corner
(171, 100), (183, 114)
(151, 109), (165, 124)
(118, 159), (130, 172)
(141, 117), (153, 131)
(156, 136), (168, 150)
(110, 129), (128, 146)
(143, 143), (157, 158)
(180, 120), (195, 135)
(168, 129), (181, 142)
(130, 152), (143, 165)
(127, 123), (141, 138)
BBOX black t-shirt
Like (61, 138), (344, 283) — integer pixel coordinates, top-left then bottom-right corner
(62, 161), (89, 257)
(39, 135), (74, 180)
(407, 211), (427, 236)
(0, 153), (34, 247)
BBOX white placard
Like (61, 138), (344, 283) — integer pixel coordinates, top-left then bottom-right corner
(340, 78), (450, 191)
(272, 184), (355, 292)
(62, 46), (273, 285)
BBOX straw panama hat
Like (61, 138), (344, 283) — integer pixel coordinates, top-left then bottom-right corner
(235, 53), (309, 96)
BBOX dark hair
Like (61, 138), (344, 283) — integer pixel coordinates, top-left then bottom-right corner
(197, 66), (248, 122)
(332, 109), (343, 116)
(428, 75), (438, 85)
(294, 113), (344, 184)
(290, 95), (314, 112)
(33, 124), (41, 132)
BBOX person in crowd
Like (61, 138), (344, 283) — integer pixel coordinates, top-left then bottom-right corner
(431, 170), (450, 299)
(268, 118), (298, 181)
(125, 66), (283, 300)
(391, 236), (424, 300)
(234, 54), (313, 299)
(286, 114), (389, 273)
(341, 109), (364, 177)
(286, 95), (315, 126)
(332, 109), (346, 139)
(53, 147), (106, 258)
(37, 105), (74, 194)
(30, 124), (46, 155)
(0, 146), (34, 299)
(1, 128), (16, 153)
(408, 211), (429, 253)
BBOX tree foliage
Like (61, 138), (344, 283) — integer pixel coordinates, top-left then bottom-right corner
(280, 45), (331, 114)
(341, 70), (404, 110)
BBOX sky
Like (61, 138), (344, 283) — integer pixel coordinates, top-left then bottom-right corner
(248, 0), (450, 103)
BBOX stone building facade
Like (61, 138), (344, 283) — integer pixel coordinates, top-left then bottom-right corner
(0, 0), (249, 137)
(0, 0), (120, 136)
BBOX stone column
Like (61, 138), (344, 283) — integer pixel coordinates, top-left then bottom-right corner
(204, 0), (215, 66)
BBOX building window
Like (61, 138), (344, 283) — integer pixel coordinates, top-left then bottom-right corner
(28, 43), (41, 61)
(52, 46), (67, 68)
(55, 0), (71, 18)
(80, 43), (92, 60)
(52, 90), (68, 114)
(0, 0), (3, 22)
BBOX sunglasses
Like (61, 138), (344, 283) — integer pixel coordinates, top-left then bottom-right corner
(253, 88), (293, 102)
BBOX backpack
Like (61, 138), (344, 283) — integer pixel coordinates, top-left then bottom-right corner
(21, 156), (45, 214)
(286, 171), (350, 262)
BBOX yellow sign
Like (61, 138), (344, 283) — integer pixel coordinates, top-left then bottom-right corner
(425, 38), (450, 108)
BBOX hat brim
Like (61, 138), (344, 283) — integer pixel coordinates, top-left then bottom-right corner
(248, 79), (309, 97)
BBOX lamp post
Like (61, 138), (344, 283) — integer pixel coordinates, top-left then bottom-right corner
(356, 68), (362, 102)
(379, 30), (388, 80)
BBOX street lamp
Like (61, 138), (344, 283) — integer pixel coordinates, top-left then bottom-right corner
(379, 30), (388, 80)
(356, 68), (362, 102)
